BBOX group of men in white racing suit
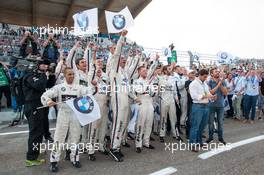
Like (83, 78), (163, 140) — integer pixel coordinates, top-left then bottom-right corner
(40, 30), (189, 172)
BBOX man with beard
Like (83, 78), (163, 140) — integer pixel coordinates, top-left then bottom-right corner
(206, 68), (228, 145)
(189, 69), (214, 152)
(159, 65), (179, 142)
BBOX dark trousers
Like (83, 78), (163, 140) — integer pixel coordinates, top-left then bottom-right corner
(176, 102), (182, 127)
(186, 102), (192, 138)
(24, 103), (45, 160)
(244, 95), (258, 120)
(43, 108), (51, 138)
(0, 85), (11, 108)
(226, 94), (234, 117)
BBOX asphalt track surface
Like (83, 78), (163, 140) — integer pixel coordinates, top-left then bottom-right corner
(0, 117), (264, 175)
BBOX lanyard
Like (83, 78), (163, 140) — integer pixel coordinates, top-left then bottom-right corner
(250, 76), (255, 84)
(198, 79), (207, 95)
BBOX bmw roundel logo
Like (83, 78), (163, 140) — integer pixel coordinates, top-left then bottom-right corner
(221, 52), (228, 59)
(61, 87), (66, 92)
(112, 15), (126, 30)
(77, 13), (89, 31)
(73, 96), (94, 114)
(193, 55), (199, 61)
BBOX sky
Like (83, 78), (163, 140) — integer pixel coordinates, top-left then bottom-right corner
(127, 0), (264, 60)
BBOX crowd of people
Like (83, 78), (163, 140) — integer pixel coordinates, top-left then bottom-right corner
(0, 28), (264, 173)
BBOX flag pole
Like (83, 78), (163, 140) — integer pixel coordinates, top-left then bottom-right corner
(36, 102), (64, 110)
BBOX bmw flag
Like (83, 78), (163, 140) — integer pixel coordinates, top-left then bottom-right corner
(217, 51), (233, 65)
(162, 47), (172, 57)
(66, 95), (101, 126)
(72, 8), (98, 36)
(105, 6), (134, 33)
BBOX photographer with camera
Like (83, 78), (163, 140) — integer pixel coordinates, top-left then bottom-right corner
(19, 31), (39, 58)
(23, 59), (50, 167)
(43, 34), (60, 63)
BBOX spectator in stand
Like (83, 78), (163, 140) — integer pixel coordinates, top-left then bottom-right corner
(42, 34), (60, 63)
(19, 31), (39, 58)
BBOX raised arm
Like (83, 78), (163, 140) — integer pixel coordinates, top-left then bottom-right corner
(84, 42), (93, 73)
(147, 54), (159, 80)
(109, 30), (127, 76)
(66, 41), (81, 71)
(55, 51), (65, 77)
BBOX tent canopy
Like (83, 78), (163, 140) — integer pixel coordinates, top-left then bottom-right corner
(0, 0), (151, 33)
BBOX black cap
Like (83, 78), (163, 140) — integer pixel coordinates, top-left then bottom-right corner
(37, 59), (50, 66)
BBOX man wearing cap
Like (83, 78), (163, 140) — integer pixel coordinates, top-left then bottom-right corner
(23, 59), (50, 166)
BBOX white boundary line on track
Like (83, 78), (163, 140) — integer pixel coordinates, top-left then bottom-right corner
(149, 167), (177, 175)
(198, 135), (264, 160)
(0, 128), (56, 136)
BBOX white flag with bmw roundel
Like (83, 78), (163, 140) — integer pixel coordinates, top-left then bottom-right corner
(72, 8), (98, 36)
(162, 47), (172, 57)
(105, 6), (134, 33)
(217, 51), (233, 65)
(66, 95), (101, 126)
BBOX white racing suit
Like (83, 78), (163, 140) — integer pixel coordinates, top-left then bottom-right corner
(41, 82), (93, 164)
(122, 54), (143, 142)
(159, 75), (179, 137)
(126, 58), (158, 136)
(125, 55), (140, 137)
(133, 77), (155, 148)
(151, 76), (161, 134)
(108, 36), (137, 150)
(93, 75), (110, 152)
(174, 73), (188, 126)
(66, 46), (98, 155)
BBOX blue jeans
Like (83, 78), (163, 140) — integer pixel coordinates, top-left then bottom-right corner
(208, 106), (224, 140)
(244, 95), (258, 120)
(11, 95), (17, 112)
(189, 104), (209, 144)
